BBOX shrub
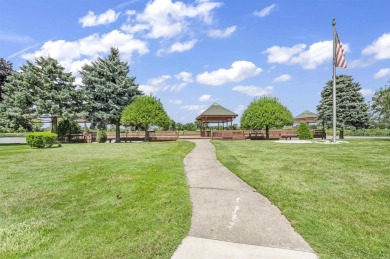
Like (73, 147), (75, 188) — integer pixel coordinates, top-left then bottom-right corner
(297, 122), (313, 140)
(56, 119), (83, 142)
(26, 132), (58, 148)
(96, 130), (107, 143)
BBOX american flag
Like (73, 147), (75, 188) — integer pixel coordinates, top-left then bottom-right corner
(335, 32), (347, 68)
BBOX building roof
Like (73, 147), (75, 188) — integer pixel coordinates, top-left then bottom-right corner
(295, 110), (318, 119)
(198, 103), (238, 117)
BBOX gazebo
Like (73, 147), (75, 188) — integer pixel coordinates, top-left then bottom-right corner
(294, 110), (318, 124)
(196, 103), (238, 135)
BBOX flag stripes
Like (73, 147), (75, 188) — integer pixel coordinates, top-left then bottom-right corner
(335, 32), (347, 68)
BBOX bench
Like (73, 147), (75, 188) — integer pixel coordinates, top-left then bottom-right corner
(249, 132), (265, 140)
(313, 130), (326, 139)
(280, 134), (298, 140)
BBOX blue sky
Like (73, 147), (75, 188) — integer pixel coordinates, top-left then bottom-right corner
(1, 0), (390, 124)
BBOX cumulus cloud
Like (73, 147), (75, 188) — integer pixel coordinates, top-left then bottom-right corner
(199, 94), (212, 101)
(139, 72), (192, 95)
(79, 9), (120, 27)
(181, 105), (208, 113)
(196, 61), (262, 86)
(253, 4), (276, 17)
(158, 39), (197, 55)
(262, 41), (349, 69)
(362, 33), (390, 60)
(208, 26), (236, 38)
(374, 68), (390, 79)
(22, 30), (149, 74)
(360, 88), (375, 97)
(169, 99), (183, 105)
(273, 74), (292, 82)
(125, 0), (222, 39)
(232, 85), (273, 96)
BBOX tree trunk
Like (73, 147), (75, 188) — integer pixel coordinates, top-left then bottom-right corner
(340, 127), (344, 139)
(144, 129), (150, 142)
(51, 117), (57, 133)
(266, 125), (269, 139)
(115, 121), (121, 143)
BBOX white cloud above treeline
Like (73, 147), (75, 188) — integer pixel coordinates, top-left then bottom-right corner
(232, 85), (273, 96)
(139, 72), (193, 95)
(79, 9), (120, 27)
(262, 41), (350, 69)
(199, 94), (212, 101)
(253, 4), (276, 17)
(362, 33), (390, 60)
(196, 61), (262, 86)
(374, 68), (390, 79)
(273, 74), (292, 82)
(158, 40), (197, 55)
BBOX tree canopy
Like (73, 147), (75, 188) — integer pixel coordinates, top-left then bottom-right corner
(1, 57), (80, 132)
(317, 75), (369, 136)
(240, 97), (293, 139)
(371, 84), (390, 126)
(80, 47), (142, 142)
(121, 96), (171, 141)
(0, 58), (13, 102)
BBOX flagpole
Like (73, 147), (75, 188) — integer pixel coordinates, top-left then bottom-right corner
(332, 19), (337, 143)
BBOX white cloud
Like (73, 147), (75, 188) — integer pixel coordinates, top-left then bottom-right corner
(362, 33), (390, 60)
(169, 99), (183, 105)
(121, 24), (149, 34)
(199, 94), (212, 101)
(79, 9), (120, 27)
(232, 85), (273, 96)
(273, 74), (292, 82)
(22, 30), (149, 74)
(196, 61), (262, 86)
(0, 31), (34, 44)
(263, 41), (349, 69)
(253, 4), (276, 17)
(234, 104), (246, 115)
(158, 39), (197, 55)
(208, 26), (236, 38)
(175, 72), (193, 83)
(374, 68), (390, 79)
(181, 104), (207, 111)
(129, 0), (222, 39)
(360, 88), (375, 97)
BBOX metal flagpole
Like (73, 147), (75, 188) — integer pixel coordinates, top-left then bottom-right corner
(332, 19), (337, 143)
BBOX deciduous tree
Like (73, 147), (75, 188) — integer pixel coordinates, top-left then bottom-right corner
(371, 83), (390, 125)
(121, 96), (171, 141)
(240, 97), (293, 139)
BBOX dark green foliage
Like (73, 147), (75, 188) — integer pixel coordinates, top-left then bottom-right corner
(317, 75), (369, 132)
(0, 58), (13, 102)
(56, 119), (83, 142)
(121, 96), (171, 141)
(241, 97), (294, 139)
(80, 47), (142, 143)
(297, 122), (313, 140)
(26, 132), (57, 148)
(371, 84), (390, 126)
(96, 129), (107, 143)
(1, 57), (81, 133)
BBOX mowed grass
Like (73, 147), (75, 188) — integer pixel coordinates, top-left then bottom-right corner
(0, 141), (194, 258)
(212, 139), (390, 259)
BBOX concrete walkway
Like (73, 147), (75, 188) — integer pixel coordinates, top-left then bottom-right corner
(172, 139), (317, 259)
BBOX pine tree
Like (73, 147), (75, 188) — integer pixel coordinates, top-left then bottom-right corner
(0, 58), (13, 102)
(1, 57), (81, 133)
(317, 75), (369, 138)
(80, 47), (142, 142)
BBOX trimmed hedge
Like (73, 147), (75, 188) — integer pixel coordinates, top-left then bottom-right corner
(26, 132), (58, 148)
(297, 122), (313, 140)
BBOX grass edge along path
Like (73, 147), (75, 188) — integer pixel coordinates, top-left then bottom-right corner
(0, 141), (194, 259)
(212, 139), (390, 259)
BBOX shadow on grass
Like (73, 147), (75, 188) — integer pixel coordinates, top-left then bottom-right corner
(0, 143), (27, 146)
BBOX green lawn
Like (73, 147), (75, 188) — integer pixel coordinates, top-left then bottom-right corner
(0, 141), (194, 258)
(213, 139), (390, 259)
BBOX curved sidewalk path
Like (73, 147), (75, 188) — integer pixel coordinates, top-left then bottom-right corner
(172, 139), (317, 259)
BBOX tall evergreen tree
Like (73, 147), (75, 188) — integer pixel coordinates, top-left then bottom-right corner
(80, 47), (142, 142)
(317, 75), (369, 138)
(1, 57), (80, 133)
(0, 58), (13, 102)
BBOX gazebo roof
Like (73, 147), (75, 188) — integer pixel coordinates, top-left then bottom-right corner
(198, 103), (237, 117)
(295, 110), (318, 119)
(196, 103), (238, 123)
